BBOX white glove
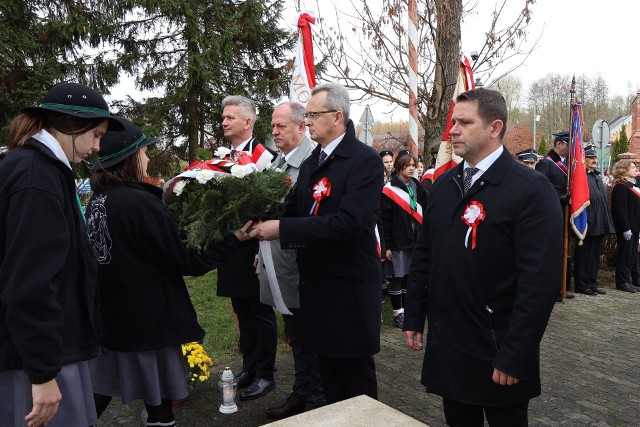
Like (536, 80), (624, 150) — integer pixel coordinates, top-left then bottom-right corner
(623, 230), (632, 240)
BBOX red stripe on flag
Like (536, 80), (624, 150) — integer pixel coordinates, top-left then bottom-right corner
(298, 13), (316, 88)
(433, 57), (475, 181)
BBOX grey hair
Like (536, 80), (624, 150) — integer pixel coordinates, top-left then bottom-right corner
(221, 95), (256, 122)
(311, 82), (350, 121)
(277, 101), (306, 123)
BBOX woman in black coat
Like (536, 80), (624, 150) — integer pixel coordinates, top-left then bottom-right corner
(610, 159), (640, 293)
(380, 151), (428, 328)
(0, 83), (122, 427)
(86, 117), (252, 426)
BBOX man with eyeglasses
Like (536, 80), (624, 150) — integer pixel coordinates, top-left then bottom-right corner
(250, 82), (384, 404)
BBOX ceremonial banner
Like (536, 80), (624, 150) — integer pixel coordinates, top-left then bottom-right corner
(289, 12), (316, 104)
(433, 57), (475, 181)
(569, 101), (590, 241)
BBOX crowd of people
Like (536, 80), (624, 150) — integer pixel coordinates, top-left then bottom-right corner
(0, 80), (636, 427)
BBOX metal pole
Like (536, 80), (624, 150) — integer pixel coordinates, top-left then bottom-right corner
(533, 103), (537, 150)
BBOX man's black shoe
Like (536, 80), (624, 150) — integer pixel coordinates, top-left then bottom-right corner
(240, 378), (275, 400)
(595, 288), (607, 295)
(576, 288), (598, 296)
(235, 371), (255, 389)
(617, 283), (637, 293)
(565, 291), (575, 299)
(265, 393), (305, 419)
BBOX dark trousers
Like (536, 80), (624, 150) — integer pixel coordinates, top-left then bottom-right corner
(615, 232), (639, 288)
(231, 296), (277, 380)
(284, 309), (325, 408)
(316, 355), (377, 404)
(573, 235), (604, 291)
(442, 398), (529, 427)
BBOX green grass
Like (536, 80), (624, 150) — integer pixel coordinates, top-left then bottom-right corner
(184, 271), (286, 362)
(185, 271), (397, 361)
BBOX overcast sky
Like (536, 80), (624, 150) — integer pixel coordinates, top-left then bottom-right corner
(288, 0), (640, 123)
(110, 1), (640, 124)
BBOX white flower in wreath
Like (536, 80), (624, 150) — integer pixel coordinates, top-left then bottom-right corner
(230, 164), (256, 178)
(214, 147), (231, 158)
(173, 179), (188, 196)
(195, 169), (216, 184)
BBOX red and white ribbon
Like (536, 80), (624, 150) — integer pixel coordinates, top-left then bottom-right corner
(461, 201), (485, 249)
(309, 177), (331, 216)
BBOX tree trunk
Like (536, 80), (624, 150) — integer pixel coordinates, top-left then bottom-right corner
(424, 0), (462, 161)
(185, 10), (200, 163)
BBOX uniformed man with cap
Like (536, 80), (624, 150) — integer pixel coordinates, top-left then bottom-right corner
(536, 131), (570, 202)
(516, 148), (537, 168)
(573, 145), (615, 295)
(536, 131), (575, 299)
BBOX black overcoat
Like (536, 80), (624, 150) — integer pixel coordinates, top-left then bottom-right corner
(86, 182), (240, 351)
(280, 120), (384, 358)
(380, 174), (429, 252)
(585, 170), (614, 236)
(611, 180), (640, 234)
(404, 149), (562, 406)
(535, 150), (567, 205)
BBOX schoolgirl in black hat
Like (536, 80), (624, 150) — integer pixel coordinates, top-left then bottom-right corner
(85, 117), (252, 427)
(0, 82), (123, 427)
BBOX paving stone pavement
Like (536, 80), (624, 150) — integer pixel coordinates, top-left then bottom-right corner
(99, 284), (639, 426)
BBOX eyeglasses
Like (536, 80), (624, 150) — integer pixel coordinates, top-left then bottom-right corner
(303, 110), (338, 120)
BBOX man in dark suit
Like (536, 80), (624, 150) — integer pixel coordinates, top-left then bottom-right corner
(256, 102), (325, 419)
(217, 95), (277, 400)
(573, 144), (615, 295)
(404, 88), (562, 427)
(250, 83), (384, 404)
(536, 130), (575, 300)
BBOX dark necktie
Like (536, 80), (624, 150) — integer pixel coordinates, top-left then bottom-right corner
(277, 156), (287, 169)
(463, 167), (479, 194)
(318, 150), (328, 166)
(230, 149), (237, 159)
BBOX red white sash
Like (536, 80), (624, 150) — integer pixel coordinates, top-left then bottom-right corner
(614, 181), (640, 199)
(382, 183), (423, 224)
(546, 156), (567, 176)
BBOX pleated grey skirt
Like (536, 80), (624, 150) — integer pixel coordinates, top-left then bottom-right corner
(390, 249), (413, 277)
(0, 361), (97, 427)
(89, 345), (189, 406)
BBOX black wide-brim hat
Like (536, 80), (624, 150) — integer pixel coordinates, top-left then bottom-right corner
(92, 116), (159, 170)
(22, 82), (124, 131)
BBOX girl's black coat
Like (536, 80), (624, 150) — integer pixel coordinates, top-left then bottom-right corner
(86, 182), (238, 351)
(380, 174), (428, 252)
(0, 139), (100, 384)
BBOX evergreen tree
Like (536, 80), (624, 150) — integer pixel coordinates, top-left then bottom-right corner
(611, 126), (629, 166)
(0, 1), (118, 142)
(108, 0), (293, 162)
(537, 135), (547, 155)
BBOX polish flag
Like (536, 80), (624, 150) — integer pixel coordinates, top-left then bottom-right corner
(433, 57), (475, 181)
(236, 143), (274, 172)
(289, 12), (316, 105)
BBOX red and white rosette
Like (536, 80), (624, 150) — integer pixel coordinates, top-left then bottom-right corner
(309, 177), (331, 216)
(461, 201), (485, 249)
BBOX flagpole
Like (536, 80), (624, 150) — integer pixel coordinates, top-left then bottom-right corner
(408, 0), (419, 157)
(561, 76), (577, 301)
